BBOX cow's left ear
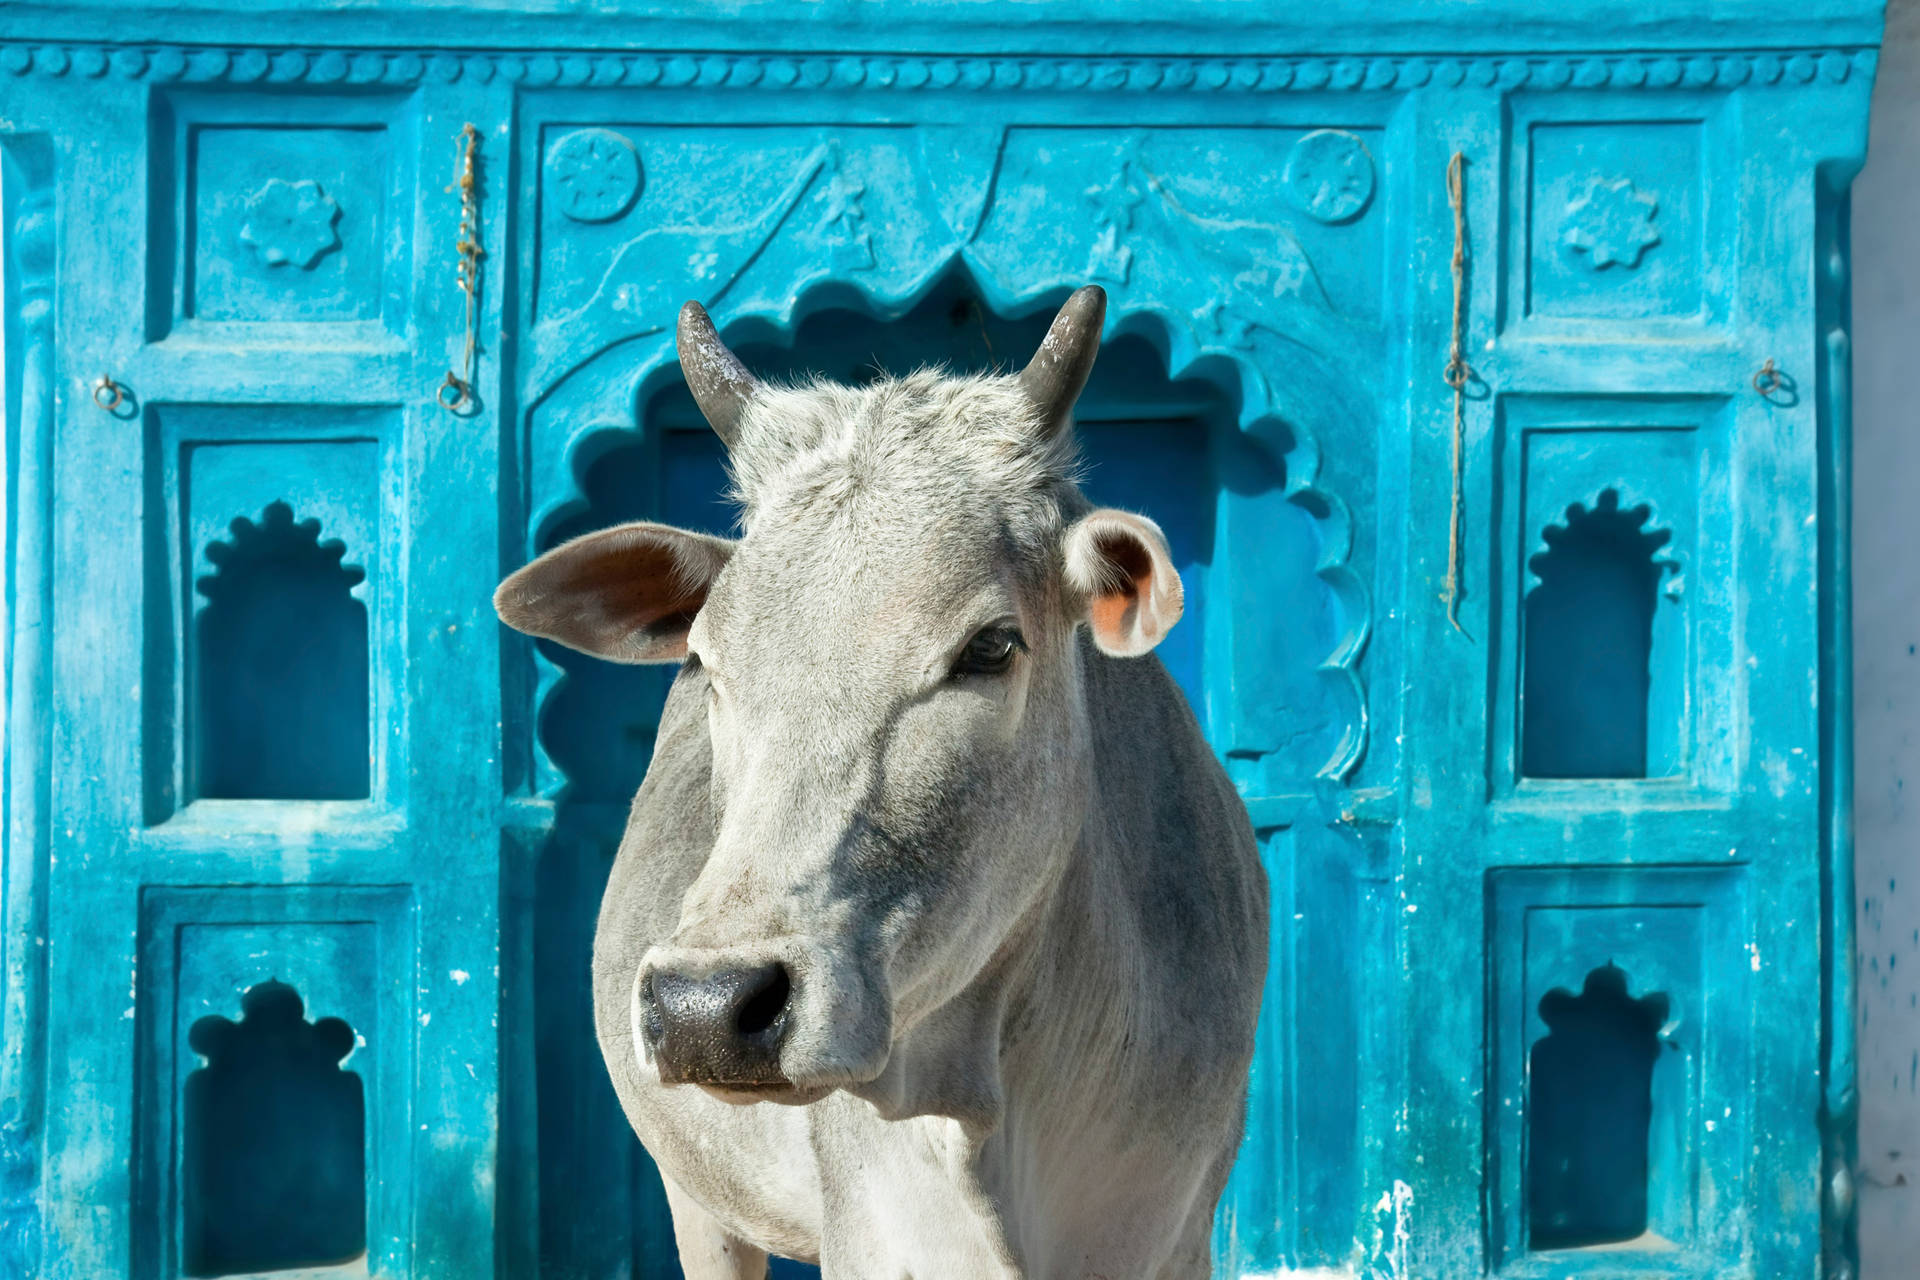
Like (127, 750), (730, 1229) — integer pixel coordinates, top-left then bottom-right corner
(1062, 508), (1183, 657)
(494, 522), (733, 663)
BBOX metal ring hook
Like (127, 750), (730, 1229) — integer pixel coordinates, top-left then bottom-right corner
(436, 372), (472, 412)
(92, 375), (126, 413)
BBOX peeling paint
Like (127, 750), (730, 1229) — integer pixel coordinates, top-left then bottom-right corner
(1363, 1180), (1413, 1280)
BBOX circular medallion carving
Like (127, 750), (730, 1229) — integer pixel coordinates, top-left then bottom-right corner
(548, 128), (643, 224)
(1283, 129), (1375, 224)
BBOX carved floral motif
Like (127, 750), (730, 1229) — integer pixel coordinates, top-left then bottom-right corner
(239, 178), (341, 268)
(547, 128), (642, 224)
(1084, 140), (1337, 350)
(817, 144), (874, 270)
(1085, 166), (1145, 283)
(1563, 175), (1661, 270)
(1284, 129), (1375, 224)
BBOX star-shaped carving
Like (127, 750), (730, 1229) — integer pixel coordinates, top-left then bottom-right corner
(824, 173), (862, 224)
(557, 140), (628, 207)
(1563, 176), (1661, 270)
(549, 129), (643, 224)
(817, 147), (874, 270)
(240, 178), (341, 269)
(1086, 166), (1144, 233)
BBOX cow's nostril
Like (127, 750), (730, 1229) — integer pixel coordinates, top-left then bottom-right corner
(734, 963), (791, 1039)
(638, 972), (664, 1050)
(648, 960), (793, 1085)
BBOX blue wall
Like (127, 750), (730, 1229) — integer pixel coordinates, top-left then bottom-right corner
(0, 4), (1881, 1276)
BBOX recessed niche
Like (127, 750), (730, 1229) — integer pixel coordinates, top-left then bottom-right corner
(1527, 963), (1671, 1251)
(147, 92), (417, 342)
(195, 501), (369, 799)
(183, 979), (365, 1277)
(1521, 489), (1678, 779)
(1521, 119), (1712, 326)
(136, 890), (410, 1280)
(1490, 869), (1746, 1269)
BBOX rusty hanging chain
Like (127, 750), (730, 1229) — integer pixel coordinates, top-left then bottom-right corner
(1441, 150), (1473, 636)
(438, 123), (484, 412)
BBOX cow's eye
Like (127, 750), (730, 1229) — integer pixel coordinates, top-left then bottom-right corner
(951, 625), (1025, 678)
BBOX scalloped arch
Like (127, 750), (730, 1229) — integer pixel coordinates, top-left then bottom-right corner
(1525, 484), (1683, 594)
(529, 261), (1372, 782)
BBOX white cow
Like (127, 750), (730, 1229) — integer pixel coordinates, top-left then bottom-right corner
(495, 287), (1269, 1278)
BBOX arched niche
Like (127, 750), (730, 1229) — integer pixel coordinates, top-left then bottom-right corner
(1521, 489), (1681, 780)
(182, 979), (365, 1277)
(1527, 963), (1676, 1252)
(194, 501), (370, 800)
(527, 268), (1367, 805)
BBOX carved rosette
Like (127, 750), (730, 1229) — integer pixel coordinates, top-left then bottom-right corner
(239, 177), (341, 268)
(547, 128), (643, 223)
(816, 143), (873, 270)
(1563, 176), (1661, 269)
(1284, 129), (1375, 224)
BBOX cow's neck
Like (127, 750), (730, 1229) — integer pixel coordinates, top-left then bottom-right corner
(849, 668), (1156, 1147)
(834, 647), (1194, 1273)
(845, 844), (1071, 1136)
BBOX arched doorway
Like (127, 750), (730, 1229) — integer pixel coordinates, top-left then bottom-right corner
(529, 273), (1353, 1277)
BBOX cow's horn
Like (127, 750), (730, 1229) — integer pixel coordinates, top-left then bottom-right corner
(677, 301), (761, 448)
(1016, 285), (1107, 439)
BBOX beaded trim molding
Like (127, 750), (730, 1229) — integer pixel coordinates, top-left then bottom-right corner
(0, 44), (1879, 90)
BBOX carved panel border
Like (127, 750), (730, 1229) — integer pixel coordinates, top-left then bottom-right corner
(0, 42), (1879, 92)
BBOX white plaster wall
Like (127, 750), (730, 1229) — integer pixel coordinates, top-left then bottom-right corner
(1853, 0), (1920, 1272)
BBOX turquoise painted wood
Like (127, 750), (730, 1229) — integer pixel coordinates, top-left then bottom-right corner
(0, 3), (1881, 1276)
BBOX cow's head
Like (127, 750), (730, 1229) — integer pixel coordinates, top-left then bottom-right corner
(495, 287), (1181, 1111)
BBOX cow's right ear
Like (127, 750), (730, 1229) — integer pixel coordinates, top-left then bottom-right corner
(493, 522), (733, 663)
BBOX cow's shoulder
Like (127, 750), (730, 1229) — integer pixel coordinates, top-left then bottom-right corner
(1079, 634), (1262, 892)
(1077, 634), (1269, 1057)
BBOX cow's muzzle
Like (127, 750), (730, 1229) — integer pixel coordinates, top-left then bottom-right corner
(638, 960), (794, 1088)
